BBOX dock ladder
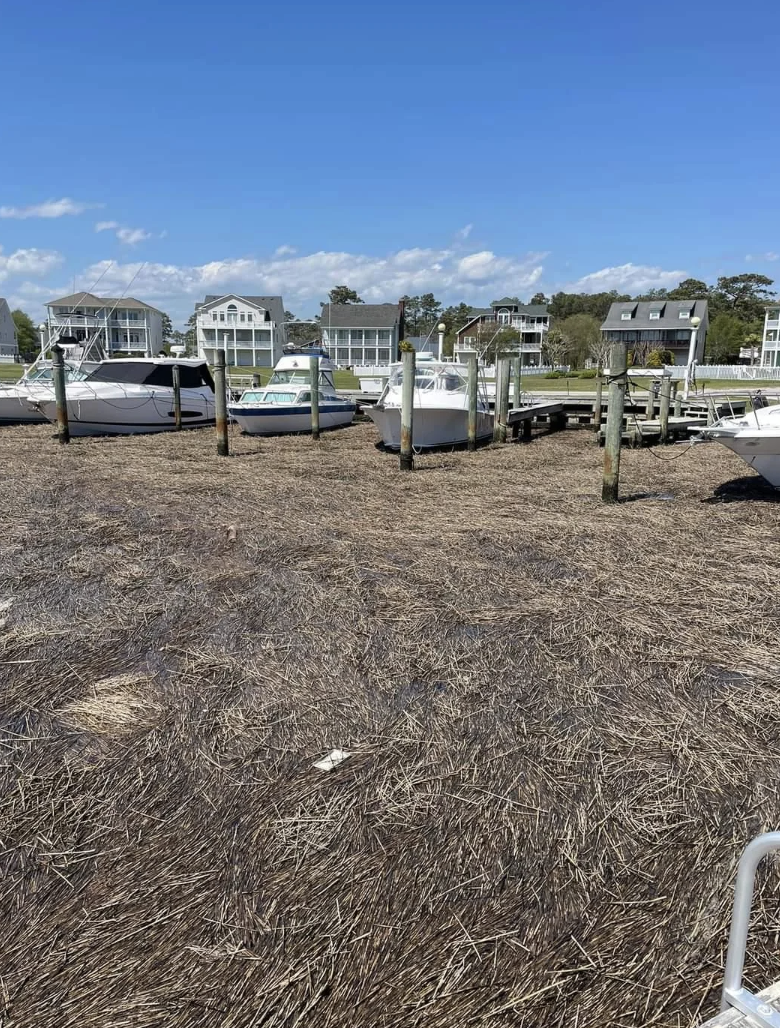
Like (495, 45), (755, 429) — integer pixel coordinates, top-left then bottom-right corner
(721, 832), (780, 1026)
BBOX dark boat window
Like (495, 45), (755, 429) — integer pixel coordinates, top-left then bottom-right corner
(86, 362), (214, 390)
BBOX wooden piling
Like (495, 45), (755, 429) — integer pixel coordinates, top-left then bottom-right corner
(646, 381), (656, 420)
(512, 357), (521, 411)
(602, 341), (628, 503)
(214, 348), (229, 457)
(172, 364), (182, 431)
(309, 355), (320, 440)
(51, 343), (69, 445)
(494, 359), (510, 443)
(674, 382), (682, 417)
(467, 352), (478, 452)
(399, 347), (415, 471)
(658, 371), (671, 443)
(593, 369), (604, 430)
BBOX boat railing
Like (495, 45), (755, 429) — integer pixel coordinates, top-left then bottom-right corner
(720, 832), (780, 1027)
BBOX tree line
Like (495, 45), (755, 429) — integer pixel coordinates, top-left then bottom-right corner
(12, 271), (773, 365)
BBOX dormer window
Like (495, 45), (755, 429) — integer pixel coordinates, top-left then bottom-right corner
(649, 311), (660, 320)
(621, 311), (632, 321)
(678, 309), (690, 319)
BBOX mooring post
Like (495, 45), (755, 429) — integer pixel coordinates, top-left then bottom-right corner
(467, 351), (478, 452)
(172, 364), (182, 431)
(214, 348), (229, 457)
(492, 361), (503, 443)
(593, 367), (604, 432)
(646, 380), (656, 421)
(674, 382), (682, 417)
(512, 357), (521, 411)
(252, 373), (260, 388)
(499, 358), (511, 442)
(602, 341), (628, 503)
(51, 343), (70, 445)
(309, 355), (320, 441)
(658, 370), (671, 443)
(399, 347), (415, 471)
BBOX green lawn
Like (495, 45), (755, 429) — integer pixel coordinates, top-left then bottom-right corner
(0, 364), (23, 382)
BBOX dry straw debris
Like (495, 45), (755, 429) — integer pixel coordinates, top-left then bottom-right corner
(2, 421), (780, 1028)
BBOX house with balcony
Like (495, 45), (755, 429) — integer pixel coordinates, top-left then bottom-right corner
(0, 298), (18, 362)
(46, 293), (163, 356)
(760, 304), (780, 366)
(195, 294), (286, 367)
(320, 302), (403, 367)
(601, 299), (708, 365)
(455, 298), (549, 365)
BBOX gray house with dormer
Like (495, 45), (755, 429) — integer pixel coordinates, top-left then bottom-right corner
(601, 299), (708, 365)
(0, 298), (18, 362)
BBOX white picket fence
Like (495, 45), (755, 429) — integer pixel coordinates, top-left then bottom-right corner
(681, 364), (780, 381)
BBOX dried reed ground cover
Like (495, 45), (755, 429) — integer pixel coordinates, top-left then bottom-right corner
(1, 422), (780, 1028)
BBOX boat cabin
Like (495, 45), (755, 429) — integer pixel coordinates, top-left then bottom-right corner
(237, 385), (339, 407)
(85, 360), (215, 390)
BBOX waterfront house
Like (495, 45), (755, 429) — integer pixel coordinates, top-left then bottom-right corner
(601, 300), (708, 365)
(47, 293), (163, 356)
(195, 294), (287, 367)
(0, 298), (18, 362)
(320, 302), (404, 367)
(455, 298), (549, 365)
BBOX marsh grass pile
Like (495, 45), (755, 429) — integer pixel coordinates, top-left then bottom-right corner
(2, 422), (780, 1027)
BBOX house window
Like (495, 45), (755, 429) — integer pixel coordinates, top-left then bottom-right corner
(227, 304), (237, 323)
(240, 313), (245, 323)
(247, 313), (253, 322)
(621, 311), (632, 320)
(378, 348), (390, 362)
(219, 312), (225, 322)
(337, 348), (350, 362)
(766, 330), (778, 343)
(678, 310), (690, 319)
(649, 311), (660, 320)
(768, 309), (780, 322)
(211, 312), (217, 322)
(350, 330), (364, 346)
(378, 330), (391, 342)
(497, 309), (510, 325)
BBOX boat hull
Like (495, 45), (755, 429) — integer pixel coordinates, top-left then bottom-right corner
(706, 430), (780, 488)
(35, 392), (215, 436)
(366, 405), (493, 449)
(229, 403), (355, 436)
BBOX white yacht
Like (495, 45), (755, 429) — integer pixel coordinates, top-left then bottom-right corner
(700, 400), (780, 488)
(31, 358), (216, 436)
(228, 347), (356, 435)
(0, 360), (99, 425)
(365, 360), (493, 449)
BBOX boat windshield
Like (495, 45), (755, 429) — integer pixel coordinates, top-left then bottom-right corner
(268, 369), (334, 386)
(387, 366), (468, 393)
(26, 363), (93, 384)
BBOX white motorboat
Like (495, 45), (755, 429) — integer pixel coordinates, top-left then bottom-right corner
(228, 347), (356, 435)
(365, 360), (493, 449)
(31, 358), (216, 436)
(699, 400), (780, 488)
(0, 360), (101, 425)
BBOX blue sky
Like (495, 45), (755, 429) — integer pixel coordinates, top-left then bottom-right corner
(1, 0), (778, 325)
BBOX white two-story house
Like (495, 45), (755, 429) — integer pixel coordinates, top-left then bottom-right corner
(0, 298), (19, 362)
(455, 298), (550, 365)
(761, 304), (780, 367)
(195, 294), (287, 367)
(46, 293), (163, 356)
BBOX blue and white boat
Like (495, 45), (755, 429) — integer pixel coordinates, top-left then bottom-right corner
(228, 347), (356, 435)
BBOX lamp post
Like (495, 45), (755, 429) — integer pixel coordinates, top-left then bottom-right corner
(437, 321), (446, 361)
(38, 323), (48, 358)
(682, 315), (701, 401)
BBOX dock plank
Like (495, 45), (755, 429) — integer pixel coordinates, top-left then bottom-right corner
(701, 981), (780, 1026)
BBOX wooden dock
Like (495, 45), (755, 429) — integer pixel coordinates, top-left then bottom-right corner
(505, 402), (566, 440)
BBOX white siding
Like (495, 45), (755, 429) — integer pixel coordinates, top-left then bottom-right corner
(0, 299), (19, 361)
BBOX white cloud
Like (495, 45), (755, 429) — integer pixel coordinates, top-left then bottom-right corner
(566, 262), (687, 294)
(116, 227), (152, 245)
(95, 221), (153, 245)
(77, 246), (548, 322)
(457, 224), (473, 240)
(0, 197), (102, 219)
(274, 244), (297, 256)
(0, 247), (64, 282)
(746, 252), (779, 263)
